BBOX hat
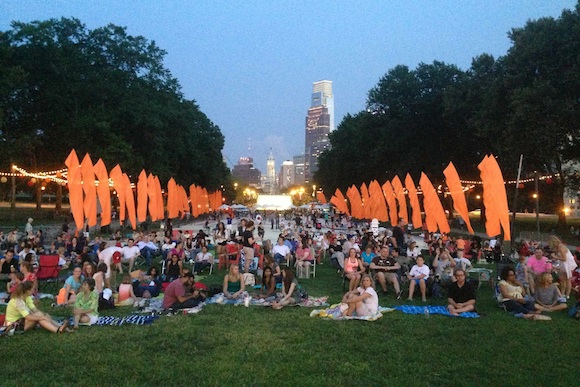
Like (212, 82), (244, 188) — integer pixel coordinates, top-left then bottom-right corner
(112, 251), (122, 264)
(193, 282), (208, 290)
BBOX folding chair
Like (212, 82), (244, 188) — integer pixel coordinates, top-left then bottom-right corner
(219, 243), (240, 270)
(36, 255), (63, 293)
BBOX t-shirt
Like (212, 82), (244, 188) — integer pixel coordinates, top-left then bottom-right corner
(371, 256), (398, 271)
(99, 246), (124, 265)
(434, 259), (453, 277)
(527, 256), (551, 275)
(361, 251), (376, 265)
(1, 259), (19, 274)
(122, 245), (141, 259)
(358, 286), (378, 315)
(74, 290), (99, 313)
(6, 296), (36, 323)
(392, 226), (404, 247)
(534, 285), (560, 305)
(64, 275), (85, 293)
(163, 279), (186, 309)
(448, 281), (476, 303)
(241, 230), (254, 248)
(196, 252), (212, 263)
(409, 264), (430, 279)
(272, 244), (290, 257)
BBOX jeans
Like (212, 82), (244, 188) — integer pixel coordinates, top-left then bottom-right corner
(274, 253), (285, 264)
(170, 297), (201, 310)
(140, 247), (156, 266)
(194, 261), (211, 273)
(502, 299), (536, 314)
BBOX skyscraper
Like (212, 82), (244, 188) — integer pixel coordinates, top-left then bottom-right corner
(305, 80), (334, 182)
(266, 148), (276, 194)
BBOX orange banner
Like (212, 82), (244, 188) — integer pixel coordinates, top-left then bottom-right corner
(382, 181), (398, 226)
(443, 162), (474, 234)
(391, 176), (408, 224)
(419, 172), (450, 234)
(64, 150), (84, 233)
(93, 159), (111, 227)
(80, 154), (97, 228)
(405, 174), (422, 229)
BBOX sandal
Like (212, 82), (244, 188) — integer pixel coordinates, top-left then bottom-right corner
(57, 320), (69, 334)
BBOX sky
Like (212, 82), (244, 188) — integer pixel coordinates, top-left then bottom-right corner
(1, 1), (577, 173)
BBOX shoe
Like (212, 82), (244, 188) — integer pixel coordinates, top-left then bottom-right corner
(396, 291), (404, 300)
(422, 297), (427, 302)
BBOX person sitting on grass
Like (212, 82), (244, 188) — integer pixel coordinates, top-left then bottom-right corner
(117, 274), (140, 306)
(271, 267), (299, 310)
(56, 267), (84, 306)
(534, 272), (567, 312)
(447, 268), (476, 316)
(194, 245), (213, 274)
(258, 266), (276, 300)
(162, 273), (200, 310)
(407, 256), (430, 302)
(344, 248), (365, 291)
(223, 264), (246, 300)
(134, 266), (162, 298)
(341, 274), (379, 317)
(165, 253), (183, 282)
(4, 281), (69, 334)
(20, 261), (38, 297)
(498, 266), (541, 319)
(264, 254), (282, 285)
(73, 278), (98, 329)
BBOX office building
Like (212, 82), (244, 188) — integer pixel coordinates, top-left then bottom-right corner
(305, 80), (334, 182)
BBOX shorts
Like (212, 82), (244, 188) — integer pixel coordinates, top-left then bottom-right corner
(80, 314), (99, 326)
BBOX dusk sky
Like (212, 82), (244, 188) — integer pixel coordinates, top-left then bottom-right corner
(2, 1), (576, 174)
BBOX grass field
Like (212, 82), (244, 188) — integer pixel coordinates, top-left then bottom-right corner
(1, 261), (578, 386)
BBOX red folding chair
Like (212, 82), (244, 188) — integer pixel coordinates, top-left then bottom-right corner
(35, 255), (63, 293)
(219, 243), (240, 270)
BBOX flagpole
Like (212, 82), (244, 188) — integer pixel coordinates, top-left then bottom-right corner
(510, 154), (524, 251)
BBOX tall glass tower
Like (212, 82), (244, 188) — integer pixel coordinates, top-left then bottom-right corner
(304, 80), (334, 182)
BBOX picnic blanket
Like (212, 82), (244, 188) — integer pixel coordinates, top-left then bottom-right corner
(310, 304), (394, 321)
(207, 293), (329, 308)
(393, 305), (480, 318)
(55, 314), (159, 327)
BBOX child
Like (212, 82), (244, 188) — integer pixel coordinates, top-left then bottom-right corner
(515, 253), (533, 294)
(116, 274), (139, 306)
(57, 246), (70, 270)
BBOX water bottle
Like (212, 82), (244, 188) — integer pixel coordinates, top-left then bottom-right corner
(424, 307), (430, 318)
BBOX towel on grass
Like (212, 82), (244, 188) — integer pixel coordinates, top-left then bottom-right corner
(207, 293), (329, 308)
(310, 304), (393, 321)
(393, 305), (479, 318)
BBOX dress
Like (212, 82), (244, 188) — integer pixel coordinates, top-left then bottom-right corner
(560, 248), (578, 277)
(344, 258), (359, 274)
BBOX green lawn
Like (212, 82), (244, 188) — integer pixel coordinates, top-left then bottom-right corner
(2, 262), (578, 386)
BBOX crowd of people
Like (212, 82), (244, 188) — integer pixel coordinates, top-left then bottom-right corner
(2, 211), (579, 334)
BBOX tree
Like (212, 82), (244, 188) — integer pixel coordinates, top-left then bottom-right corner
(0, 18), (230, 193)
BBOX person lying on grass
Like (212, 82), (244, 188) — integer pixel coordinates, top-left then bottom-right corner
(447, 268), (476, 316)
(5, 281), (69, 333)
(534, 272), (567, 312)
(223, 264), (246, 300)
(341, 274), (379, 317)
(73, 278), (98, 329)
(272, 267), (301, 310)
(498, 266), (542, 319)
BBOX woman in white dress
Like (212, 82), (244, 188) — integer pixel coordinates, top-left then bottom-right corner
(548, 235), (578, 299)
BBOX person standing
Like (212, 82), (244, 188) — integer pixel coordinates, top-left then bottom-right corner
(24, 218), (34, 239)
(241, 220), (255, 273)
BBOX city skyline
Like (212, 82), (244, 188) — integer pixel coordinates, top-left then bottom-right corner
(1, 1), (576, 173)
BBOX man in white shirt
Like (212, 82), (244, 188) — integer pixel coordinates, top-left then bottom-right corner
(194, 245), (213, 274)
(122, 238), (141, 273)
(98, 243), (124, 288)
(137, 235), (158, 266)
(271, 236), (291, 265)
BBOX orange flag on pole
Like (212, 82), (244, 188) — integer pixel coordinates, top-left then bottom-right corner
(382, 181), (398, 226)
(419, 172), (450, 234)
(189, 184), (198, 218)
(443, 162), (474, 234)
(405, 174), (422, 229)
(167, 178), (178, 219)
(330, 188), (349, 215)
(80, 154), (97, 228)
(478, 155), (511, 240)
(147, 174), (158, 222)
(137, 170), (148, 223)
(122, 173), (137, 229)
(64, 150), (84, 233)
(154, 176), (164, 221)
(109, 165), (125, 223)
(368, 180), (389, 222)
(391, 176), (408, 224)
(93, 159), (111, 227)
(316, 191), (326, 204)
(360, 183), (372, 219)
(346, 185), (364, 219)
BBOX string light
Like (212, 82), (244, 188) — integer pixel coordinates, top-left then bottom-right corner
(460, 173), (559, 185)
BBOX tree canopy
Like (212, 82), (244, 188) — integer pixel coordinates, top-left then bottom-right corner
(0, 18), (230, 190)
(315, 4), (580, 224)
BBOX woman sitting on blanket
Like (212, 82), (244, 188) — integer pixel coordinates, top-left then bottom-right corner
(341, 274), (379, 317)
(73, 278), (99, 329)
(272, 267), (299, 310)
(117, 274), (139, 306)
(56, 267), (84, 306)
(344, 248), (365, 291)
(223, 264), (246, 300)
(4, 281), (69, 333)
(264, 254), (282, 284)
(258, 266), (276, 299)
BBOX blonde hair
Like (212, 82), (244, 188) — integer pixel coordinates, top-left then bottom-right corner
(360, 273), (375, 289)
(547, 235), (561, 251)
(57, 246), (66, 255)
(538, 272), (552, 287)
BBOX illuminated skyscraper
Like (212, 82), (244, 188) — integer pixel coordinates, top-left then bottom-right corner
(305, 80), (334, 182)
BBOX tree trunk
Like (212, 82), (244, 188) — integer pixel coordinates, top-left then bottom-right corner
(35, 183), (42, 211)
(55, 183), (62, 215)
(556, 162), (567, 228)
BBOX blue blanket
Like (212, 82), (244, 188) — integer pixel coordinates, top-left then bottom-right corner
(393, 305), (480, 318)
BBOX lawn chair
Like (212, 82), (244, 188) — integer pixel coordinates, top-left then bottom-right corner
(35, 255), (63, 293)
(219, 243), (240, 270)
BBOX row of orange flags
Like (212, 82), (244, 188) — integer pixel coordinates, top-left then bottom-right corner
(327, 155), (510, 240)
(65, 149), (222, 231)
